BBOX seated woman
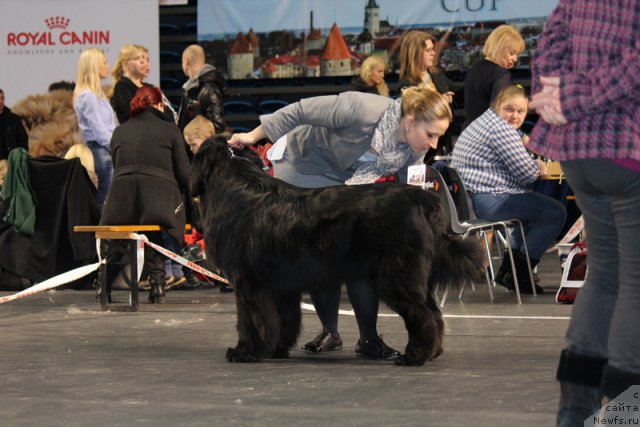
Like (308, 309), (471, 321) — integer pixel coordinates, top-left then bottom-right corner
(64, 143), (98, 189)
(451, 86), (567, 294)
(100, 85), (190, 303)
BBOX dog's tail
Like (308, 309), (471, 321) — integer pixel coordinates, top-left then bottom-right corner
(429, 234), (487, 292)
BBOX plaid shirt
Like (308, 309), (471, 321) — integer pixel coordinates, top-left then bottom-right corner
(451, 109), (540, 194)
(528, 0), (640, 162)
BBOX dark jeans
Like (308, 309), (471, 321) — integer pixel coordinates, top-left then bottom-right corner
(562, 159), (640, 373)
(471, 191), (567, 260)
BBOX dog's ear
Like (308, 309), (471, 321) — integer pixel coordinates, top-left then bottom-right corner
(190, 136), (233, 197)
(234, 145), (266, 171)
(190, 141), (212, 198)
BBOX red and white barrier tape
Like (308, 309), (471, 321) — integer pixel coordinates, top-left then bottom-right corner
(130, 233), (229, 284)
(0, 261), (104, 304)
(0, 233), (228, 304)
(557, 215), (584, 245)
(546, 215), (585, 254)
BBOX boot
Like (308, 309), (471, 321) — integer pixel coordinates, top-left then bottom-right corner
(556, 349), (607, 427)
(600, 364), (640, 404)
(494, 249), (516, 290)
(513, 252), (543, 295)
(148, 280), (166, 304)
(146, 248), (166, 304)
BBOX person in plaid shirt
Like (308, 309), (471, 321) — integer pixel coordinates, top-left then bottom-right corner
(528, 1), (640, 424)
(452, 86), (566, 295)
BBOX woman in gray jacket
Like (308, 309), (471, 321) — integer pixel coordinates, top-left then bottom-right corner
(228, 88), (452, 359)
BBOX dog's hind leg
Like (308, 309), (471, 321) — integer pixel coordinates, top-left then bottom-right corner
(270, 291), (302, 359)
(226, 281), (281, 363)
(426, 290), (445, 359)
(393, 300), (441, 366)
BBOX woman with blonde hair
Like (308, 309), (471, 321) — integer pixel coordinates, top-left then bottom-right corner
(64, 143), (98, 188)
(351, 55), (389, 97)
(229, 88), (452, 359)
(73, 47), (116, 208)
(462, 24), (525, 129)
(109, 44), (176, 124)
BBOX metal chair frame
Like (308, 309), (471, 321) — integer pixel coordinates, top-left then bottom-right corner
(424, 165), (536, 305)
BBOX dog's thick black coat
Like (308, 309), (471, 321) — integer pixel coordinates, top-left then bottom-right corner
(191, 136), (485, 366)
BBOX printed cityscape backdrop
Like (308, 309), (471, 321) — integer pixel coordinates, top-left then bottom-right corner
(196, 0), (557, 80)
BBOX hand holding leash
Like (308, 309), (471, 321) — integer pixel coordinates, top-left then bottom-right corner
(228, 125), (266, 149)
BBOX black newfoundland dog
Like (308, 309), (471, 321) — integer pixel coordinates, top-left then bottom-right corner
(191, 136), (485, 366)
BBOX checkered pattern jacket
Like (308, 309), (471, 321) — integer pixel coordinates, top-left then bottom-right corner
(529, 0), (640, 162)
(451, 108), (540, 194)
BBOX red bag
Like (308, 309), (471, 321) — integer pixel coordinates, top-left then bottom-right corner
(556, 242), (588, 304)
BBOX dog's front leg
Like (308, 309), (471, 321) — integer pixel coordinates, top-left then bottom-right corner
(269, 291), (302, 359)
(226, 283), (279, 363)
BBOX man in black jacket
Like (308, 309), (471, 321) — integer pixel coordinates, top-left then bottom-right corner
(178, 44), (227, 134)
(0, 89), (29, 161)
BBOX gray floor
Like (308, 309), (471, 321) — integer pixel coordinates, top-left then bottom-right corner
(0, 253), (572, 426)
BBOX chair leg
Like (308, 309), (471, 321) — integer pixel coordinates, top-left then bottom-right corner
(495, 229), (509, 248)
(439, 285), (448, 307)
(503, 234), (522, 305)
(484, 264), (494, 301)
(492, 230), (508, 284)
(481, 232), (494, 300)
(515, 222), (537, 295)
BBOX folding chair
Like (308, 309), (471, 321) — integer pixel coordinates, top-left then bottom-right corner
(424, 165), (536, 305)
(437, 165), (505, 278)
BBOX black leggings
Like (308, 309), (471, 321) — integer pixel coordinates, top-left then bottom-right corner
(309, 281), (379, 340)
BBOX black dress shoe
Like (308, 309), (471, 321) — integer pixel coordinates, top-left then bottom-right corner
(495, 272), (515, 291)
(497, 273), (543, 294)
(519, 282), (544, 295)
(219, 282), (234, 293)
(301, 331), (343, 353)
(355, 335), (401, 360)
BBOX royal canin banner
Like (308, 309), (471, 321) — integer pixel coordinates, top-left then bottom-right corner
(1, 0), (158, 106)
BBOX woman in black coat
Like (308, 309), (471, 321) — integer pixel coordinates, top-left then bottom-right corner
(101, 85), (190, 303)
(109, 44), (177, 125)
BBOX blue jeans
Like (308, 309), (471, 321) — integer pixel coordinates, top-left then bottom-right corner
(472, 191), (566, 260)
(562, 159), (640, 373)
(162, 232), (184, 278)
(86, 141), (112, 208)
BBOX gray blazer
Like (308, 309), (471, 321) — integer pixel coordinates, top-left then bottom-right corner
(260, 92), (394, 175)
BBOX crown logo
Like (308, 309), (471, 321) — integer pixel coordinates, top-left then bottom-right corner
(45, 16), (71, 29)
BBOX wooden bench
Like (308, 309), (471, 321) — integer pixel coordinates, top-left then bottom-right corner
(74, 225), (164, 311)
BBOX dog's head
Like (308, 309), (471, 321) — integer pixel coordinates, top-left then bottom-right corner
(190, 134), (266, 199)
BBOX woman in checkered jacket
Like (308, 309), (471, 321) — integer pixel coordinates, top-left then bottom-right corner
(451, 85), (567, 295)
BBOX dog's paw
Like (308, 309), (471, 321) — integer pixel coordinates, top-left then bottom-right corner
(430, 347), (444, 360)
(269, 348), (290, 359)
(394, 353), (427, 366)
(226, 347), (260, 363)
